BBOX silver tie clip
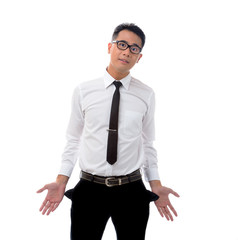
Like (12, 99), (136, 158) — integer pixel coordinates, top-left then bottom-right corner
(107, 129), (117, 132)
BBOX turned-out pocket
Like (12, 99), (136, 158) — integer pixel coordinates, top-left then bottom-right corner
(64, 188), (74, 200)
(145, 190), (159, 202)
(64, 180), (83, 200)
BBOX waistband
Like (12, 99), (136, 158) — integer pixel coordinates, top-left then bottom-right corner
(80, 169), (142, 187)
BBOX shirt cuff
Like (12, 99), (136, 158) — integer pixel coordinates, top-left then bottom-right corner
(143, 167), (160, 182)
(58, 163), (74, 178)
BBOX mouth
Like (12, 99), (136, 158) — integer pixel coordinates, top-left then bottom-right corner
(119, 58), (129, 64)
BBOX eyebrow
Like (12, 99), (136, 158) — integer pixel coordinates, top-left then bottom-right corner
(118, 40), (141, 48)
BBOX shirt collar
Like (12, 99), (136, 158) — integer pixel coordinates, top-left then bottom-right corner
(104, 69), (131, 90)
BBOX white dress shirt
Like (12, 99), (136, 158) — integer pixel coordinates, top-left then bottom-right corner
(59, 70), (160, 182)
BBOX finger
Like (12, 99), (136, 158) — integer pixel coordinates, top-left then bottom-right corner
(46, 203), (55, 216)
(168, 203), (178, 217)
(163, 206), (174, 221)
(52, 203), (59, 212)
(165, 206), (174, 221)
(161, 207), (170, 221)
(157, 207), (164, 218)
(155, 202), (164, 218)
(39, 198), (48, 212)
(42, 201), (51, 215)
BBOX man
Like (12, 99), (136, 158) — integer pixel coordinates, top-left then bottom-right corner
(37, 23), (180, 240)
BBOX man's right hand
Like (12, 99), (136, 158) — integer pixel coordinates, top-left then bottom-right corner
(37, 175), (69, 215)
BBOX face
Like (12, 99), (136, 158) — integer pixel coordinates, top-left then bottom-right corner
(107, 30), (143, 79)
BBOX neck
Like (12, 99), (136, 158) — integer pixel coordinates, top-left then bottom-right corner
(107, 66), (129, 80)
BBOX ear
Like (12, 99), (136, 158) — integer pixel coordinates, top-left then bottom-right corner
(136, 54), (143, 63)
(108, 43), (112, 54)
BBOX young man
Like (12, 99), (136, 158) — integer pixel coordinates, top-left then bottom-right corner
(37, 23), (180, 240)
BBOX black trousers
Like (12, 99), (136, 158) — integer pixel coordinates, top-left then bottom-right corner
(67, 179), (157, 240)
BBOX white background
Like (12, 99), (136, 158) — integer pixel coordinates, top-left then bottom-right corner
(0, 0), (238, 239)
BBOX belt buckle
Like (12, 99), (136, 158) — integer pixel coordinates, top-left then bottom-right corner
(105, 177), (122, 187)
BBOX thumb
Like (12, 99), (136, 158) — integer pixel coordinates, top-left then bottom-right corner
(36, 185), (47, 194)
(171, 190), (180, 198)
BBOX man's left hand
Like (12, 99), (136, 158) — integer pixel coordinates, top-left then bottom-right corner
(153, 186), (180, 221)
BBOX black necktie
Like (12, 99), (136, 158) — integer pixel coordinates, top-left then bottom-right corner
(106, 81), (122, 165)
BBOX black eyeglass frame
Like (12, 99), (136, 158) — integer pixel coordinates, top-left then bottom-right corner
(112, 40), (142, 54)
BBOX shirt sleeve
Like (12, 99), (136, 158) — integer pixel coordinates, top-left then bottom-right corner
(142, 90), (160, 182)
(58, 86), (84, 177)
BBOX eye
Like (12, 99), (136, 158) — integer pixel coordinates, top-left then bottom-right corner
(118, 41), (127, 49)
(131, 46), (140, 53)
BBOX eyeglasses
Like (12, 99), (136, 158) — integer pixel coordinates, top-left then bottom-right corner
(112, 40), (142, 54)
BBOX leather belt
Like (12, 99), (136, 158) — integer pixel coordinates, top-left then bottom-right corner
(81, 169), (142, 187)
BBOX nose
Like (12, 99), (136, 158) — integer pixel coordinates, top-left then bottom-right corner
(122, 47), (131, 57)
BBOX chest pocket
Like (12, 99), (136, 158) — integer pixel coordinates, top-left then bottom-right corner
(121, 110), (143, 138)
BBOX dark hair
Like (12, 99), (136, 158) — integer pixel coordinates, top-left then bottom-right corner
(112, 23), (146, 49)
